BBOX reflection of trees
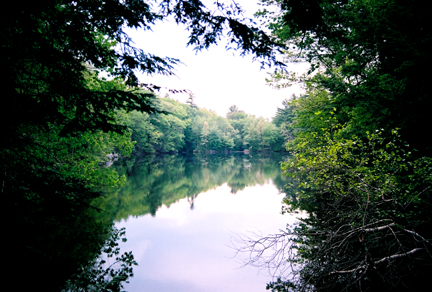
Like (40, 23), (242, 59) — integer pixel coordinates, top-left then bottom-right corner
(236, 132), (432, 291)
(62, 226), (137, 292)
(9, 176), (125, 291)
(188, 194), (197, 210)
(94, 153), (289, 221)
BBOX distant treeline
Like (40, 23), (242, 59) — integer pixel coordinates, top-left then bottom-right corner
(124, 95), (290, 154)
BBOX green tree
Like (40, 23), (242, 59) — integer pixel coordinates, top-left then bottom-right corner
(2, 1), (283, 290)
(151, 112), (187, 152)
(260, 0), (431, 153)
(240, 127), (432, 291)
(209, 116), (236, 151)
(272, 97), (302, 143)
(148, 97), (188, 152)
(238, 1), (432, 290)
(244, 116), (266, 150)
(227, 105), (249, 150)
(201, 121), (210, 152)
(125, 110), (161, 154)
(262, 122), (284, 151)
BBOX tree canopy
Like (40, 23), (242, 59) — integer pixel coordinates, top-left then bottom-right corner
(1, 1), (284, 290)
(261, 0), (431, 153)
(1, 0), (284, 137)
(235, 1), (432, 291)
(125, 97), (287, 154)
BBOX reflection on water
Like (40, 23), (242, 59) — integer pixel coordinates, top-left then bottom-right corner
(94, 153), (299, 292)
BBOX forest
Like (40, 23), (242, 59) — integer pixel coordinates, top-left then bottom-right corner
(2, 0), (431, 291)
(124, 95), (287, 154)
(241, 0), (432, 291)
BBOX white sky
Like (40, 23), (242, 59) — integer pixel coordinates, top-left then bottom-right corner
(127, 0), (308, 119)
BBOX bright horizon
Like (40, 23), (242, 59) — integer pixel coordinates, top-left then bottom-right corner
(126, 0), (308, 120)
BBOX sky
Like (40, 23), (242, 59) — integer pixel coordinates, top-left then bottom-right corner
(126, 0), (308, 120)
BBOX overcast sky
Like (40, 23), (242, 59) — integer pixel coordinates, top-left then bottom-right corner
(127, 0), (308, 119)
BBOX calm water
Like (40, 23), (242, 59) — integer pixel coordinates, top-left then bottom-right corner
(98, 153), (299, 292)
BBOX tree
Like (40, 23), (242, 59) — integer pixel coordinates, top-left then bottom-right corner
(186, 93), (198, 109)
(227, 105), (249, 150)
(262, 122), (284, 151)
(151, 110), (187, 152)
(201, 121), (210, 151)
(235, 1), (432, 290)
(237, 127), (432, 291)
(244, 116), (266, 150)
(272, 96), (302, 143)
(260, 0), (432, 154)
(4, 70), (137, 292)
(228, 104), (240, 113)
(2, 1), (283, 290)
(125, 110), (161, 154)
(2, 0), (284, 143)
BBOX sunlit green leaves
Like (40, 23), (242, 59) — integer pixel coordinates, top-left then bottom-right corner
(279, 125), (432, 290)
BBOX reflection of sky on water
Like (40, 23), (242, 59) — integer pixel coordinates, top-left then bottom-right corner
(116, 182), (299, 292)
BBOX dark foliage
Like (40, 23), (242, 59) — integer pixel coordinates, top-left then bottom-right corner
(272, 0), (432, 154)
(1, 1), (283, 290)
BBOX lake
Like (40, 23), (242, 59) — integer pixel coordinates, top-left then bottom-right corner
(98, 153), (299, 292)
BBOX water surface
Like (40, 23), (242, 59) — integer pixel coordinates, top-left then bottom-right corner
(98, 153), (298, 292)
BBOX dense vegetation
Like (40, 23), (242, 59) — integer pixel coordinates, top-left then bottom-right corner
(125, 96), (287, 154)
(1, 1), (282, 291)
(238, 0), (432, 291)
(3, 0), (431, 291)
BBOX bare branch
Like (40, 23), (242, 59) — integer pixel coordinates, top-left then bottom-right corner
(363, 223), (395, 233)
(374, 248), (424, 265)
(401, 228), (432, 245)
